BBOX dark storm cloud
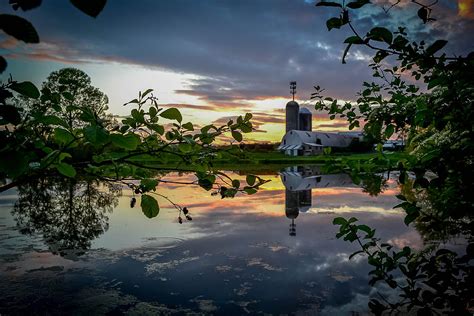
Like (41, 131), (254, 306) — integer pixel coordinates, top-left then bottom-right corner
(1, 0), (473, 103)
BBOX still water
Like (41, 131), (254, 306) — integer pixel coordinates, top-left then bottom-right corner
(0, 166), (420, 315)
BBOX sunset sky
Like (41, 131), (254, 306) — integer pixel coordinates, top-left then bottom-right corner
(1, 0), (473, 142)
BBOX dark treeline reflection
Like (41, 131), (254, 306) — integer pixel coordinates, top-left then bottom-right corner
(13, 177), (121, 259)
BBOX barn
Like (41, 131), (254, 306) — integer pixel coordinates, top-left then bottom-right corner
(278, 130), (356, 156)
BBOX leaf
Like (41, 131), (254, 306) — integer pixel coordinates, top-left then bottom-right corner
(357, 224), (372, 234)
(110, 133), (140, 150)
(349, 250), (365, 260)
(315, 1), (342, 7)
(0, 56), (7, 73)
(333, 217), (347, 226)
(244, 187), (257, 195)
(344, 36), (364, 44)
(141, 88), (153, 98)
(9, 81), (40, 99)
(346, 0), (370, 9)
(246, 175), (256, 186)
(182, 122), (194, 131)
(56, 162), (76, 178)
(417, 7), (428, 23)
(0, 14), (39, 43)
(232, 179), (240, 188)
(149, 106), (157, 117)
(35, 115), (69, 128)
(231, 131), (242, 142)
(373, 50), (389, 63)
(149, 124), (164, 135)
(425, 40), (447, 56)
(69, 0), (107, 18)
(384, 124), (394, 138)
(10, 0), (42, 11)
(84, 125), (109, 146)
(140, 179), (158, 192)
(54, 127), (75, 145)
(141, 194), (160, 218)
(404, 211), (419, 226)
(160, 108), (182, 123)
(326, 17), (342, 31)
(368, 27), (392, 44)
(0, 105), (21, 124)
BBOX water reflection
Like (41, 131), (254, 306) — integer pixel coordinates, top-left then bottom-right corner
(281, 166), (352, 236)
(0, 167), (418, 314)
(13, 177), (121, 259)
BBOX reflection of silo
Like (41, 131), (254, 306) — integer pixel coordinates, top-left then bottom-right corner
(298, 190), (312, 213)
(285, 190), (299, 236)
(286, 101), (299, 132)
(298, 108), (312, 131)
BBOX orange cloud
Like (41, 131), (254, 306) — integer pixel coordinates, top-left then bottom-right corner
(459, 0), (474, 18)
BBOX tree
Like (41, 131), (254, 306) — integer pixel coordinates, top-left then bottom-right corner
(314, 1), (474, 314)
(41, 68), (110, 128)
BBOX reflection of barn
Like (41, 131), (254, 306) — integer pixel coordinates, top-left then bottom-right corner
(277, 83), (364, 156)
(280, 166), (353, 236)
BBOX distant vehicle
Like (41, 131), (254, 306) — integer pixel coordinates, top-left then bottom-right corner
(374, 140), (405, 151)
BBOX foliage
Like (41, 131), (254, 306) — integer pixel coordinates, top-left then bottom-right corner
(0, 0), (108, 73)
(0, 71), (266, 218)
(333, 217), (474, 315)
(313, 1), (474, 216)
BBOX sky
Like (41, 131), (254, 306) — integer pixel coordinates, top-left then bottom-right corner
(1, 0), (473, 142)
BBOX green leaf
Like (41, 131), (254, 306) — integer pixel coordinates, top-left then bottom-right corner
(149, 106), (157, 117)
(0, 14), (39, 43)
(9, 81), (40, 99)
(149, 124), (164, 135)
(368, 27), (392, 44)
(357, 224), (372, 234)
(84, 125), (109, 146)
(232, 131), (242, 142)
(0, 56), (7, 73)
(140, 179), (158, 192)
(35, 115), (69, 128)
(425, 40), (447, 56)
(0, 105), (21, 125)
(141, 194), (160, 218)
(346, 0), (370, 9)
(244, 187), (257, 195)
(373, 50), (389, 63)
(326, 17), (343, 31)
(384, 124), (394, 139)
(182, 122), (194, 131)
(333, 217), (347, 226)
(246, 175), (256, 186)
(160, 108), (182, 123)
(417, 7), (428, 23)
(110, 133), (140, 150)
(56, 162), (76, 178)
(69, 0), (107, 18)
(232, 179), (240, 188)
(62, 91), (74, 101)
(141, 88), (153, 98)
(344, 36), (364, 44)
(315, 1), (342, 7)
(349, 250), (365, 260)
(54, 128), (75, 145)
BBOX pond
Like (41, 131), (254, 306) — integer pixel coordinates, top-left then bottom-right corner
(0, 166), (426, 314)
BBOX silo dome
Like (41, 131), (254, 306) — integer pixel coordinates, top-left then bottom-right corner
(286, 101), (299, 132)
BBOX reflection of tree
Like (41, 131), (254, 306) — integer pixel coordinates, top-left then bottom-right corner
(360, 174), (388, 197)
(13, 177), (121, 258)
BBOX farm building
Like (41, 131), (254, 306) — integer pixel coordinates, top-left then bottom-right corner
(277, 86), (363, 156)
